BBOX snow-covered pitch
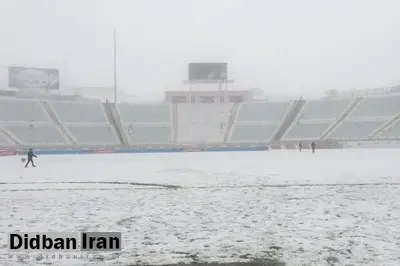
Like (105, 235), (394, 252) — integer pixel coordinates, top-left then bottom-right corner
(0, 149), (399, 265)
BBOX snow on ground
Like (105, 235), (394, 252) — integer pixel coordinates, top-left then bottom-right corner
(0, 149), (399, 265)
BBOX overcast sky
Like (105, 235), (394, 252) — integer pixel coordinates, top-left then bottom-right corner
(0, 0), (399, 99)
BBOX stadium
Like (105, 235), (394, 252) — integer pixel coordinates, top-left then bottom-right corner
(0, 63), (399, 266)
(2, 81), (400, 154)
(2, 0), (400, 263)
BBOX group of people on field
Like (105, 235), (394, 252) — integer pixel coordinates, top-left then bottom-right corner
(298, 141), (316, 153)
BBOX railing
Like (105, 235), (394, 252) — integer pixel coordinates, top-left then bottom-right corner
(103, 102), (129, 146)
(320, 97), (363, 139)
(223, 102), (239, 143)
(40, 100), (78, 145)
(272, 97), (306, 141)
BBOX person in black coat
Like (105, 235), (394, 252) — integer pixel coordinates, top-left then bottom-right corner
(311, 142), (316, 153)
(25, 148), (37, 168)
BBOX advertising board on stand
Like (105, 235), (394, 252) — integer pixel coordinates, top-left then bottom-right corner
(8, 66), (60, 90)
(0, 149), (17, 156)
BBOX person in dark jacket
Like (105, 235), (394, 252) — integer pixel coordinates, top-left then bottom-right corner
(25, 148), (37, 168)
(299, 141), (303, 152)
(311, 142), (316, 153)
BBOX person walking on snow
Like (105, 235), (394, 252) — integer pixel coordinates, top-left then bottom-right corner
(25, 148), (37, 168)
(311, 142), (316, 153)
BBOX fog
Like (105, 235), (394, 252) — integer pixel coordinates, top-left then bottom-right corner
(0, 0), (399, 100)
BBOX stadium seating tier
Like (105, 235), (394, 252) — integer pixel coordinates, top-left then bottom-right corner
(66, 125), (119, 145)
(51, 101), (108, 123)
(378, 120), (400, 138)
(0, 100), (49, 123)
(1, 95), (400, 148)
(284, 122), (331, 139)
(328, 120), (387, 139)
(348, 96), (400, 119)
(236, 102), (291, 122)
(4, 124), (68, 145)
(298, 99), (351, 120)
(229, 101), (292, 142)
(230, 124), (277, 142)
(0, 133), (12, 145)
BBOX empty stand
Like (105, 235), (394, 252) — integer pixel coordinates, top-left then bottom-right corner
(117, 103), (173, 145)
(41, 100), (78, 146)
(230, 124), (277, 142)
(3, 124), (68, 145)
(348, 96), (400, 118)
(51, 101), (108, 123)
(272, 98), (306, 141)
(328, 120), (385, 139)
(0, 125), (21, 145)
(50, 101), (120, 146)
(0, 99), (69, 146)
(236, 102), (290, 122)
(283, 99), (353, 140)
(177, 103), (233, 143)
(0, 133), (13, 146)
(1, 95), (399, 149)
(103, 103), (129, 145)
(298, 99), (352, 120)
(320, 97), (363, 139)
(284, 122), (331, 139)
(368, 112), (400, 138)
(66, 124), (119, 145)
(378, 120), (400, 138)
(229, 101), (292, 143)
(328, 96), (400, 140)
(0, 99), (49, 123)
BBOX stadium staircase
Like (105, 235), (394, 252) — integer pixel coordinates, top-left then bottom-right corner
(271, 97), (306, 141)
(0, 126), (22, 145)
(223, 102), (239, 143)
(320, 97), (363, 139)
(369, 113), (400, 138)
(172, 103), (179, 143)
(102, 102), (129, 146)
(40, 100), (79, 146)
